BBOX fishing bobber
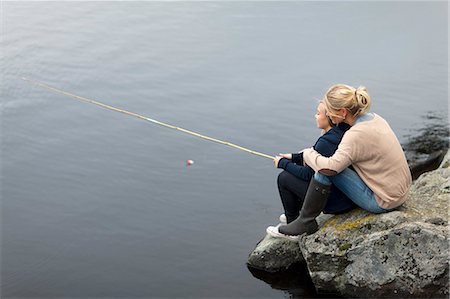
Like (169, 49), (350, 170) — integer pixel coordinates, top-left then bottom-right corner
(187, 159), (194, 166)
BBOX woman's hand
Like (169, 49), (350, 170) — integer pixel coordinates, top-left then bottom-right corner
(279, 153), (292, 159)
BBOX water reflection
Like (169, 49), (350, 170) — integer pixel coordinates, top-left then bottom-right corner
(248, 263), (341, 299)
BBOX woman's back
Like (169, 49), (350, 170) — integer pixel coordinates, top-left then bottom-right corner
(339, 114), (411, 208)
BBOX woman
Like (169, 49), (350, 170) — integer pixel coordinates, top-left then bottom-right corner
(267, 101), (356, 241)
(268, 84), (412, 241)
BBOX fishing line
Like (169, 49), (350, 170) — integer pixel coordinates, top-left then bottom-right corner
(22, 77), (275, 160)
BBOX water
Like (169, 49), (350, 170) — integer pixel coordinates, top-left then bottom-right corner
(1, 2), (447, 298)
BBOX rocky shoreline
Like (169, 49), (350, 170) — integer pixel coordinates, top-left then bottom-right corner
(248, 150), (449, 298)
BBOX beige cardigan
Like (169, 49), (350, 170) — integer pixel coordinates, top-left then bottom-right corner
(303, 114), (412, 209)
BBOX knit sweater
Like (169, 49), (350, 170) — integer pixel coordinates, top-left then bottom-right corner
(303, 113), (412, 209)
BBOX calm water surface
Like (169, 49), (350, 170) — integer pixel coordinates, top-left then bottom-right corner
(1, 2), (448, 298)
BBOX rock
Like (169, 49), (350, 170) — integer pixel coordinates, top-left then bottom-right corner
(302, 150), (450, 298)
(247, 214), (332, 272)
(343, 222), (448, 297)
(409, 149), (447, 180)
(248, 150), (450, 297)
(301, 217), (448, 297)
(247, 231), (305, 273)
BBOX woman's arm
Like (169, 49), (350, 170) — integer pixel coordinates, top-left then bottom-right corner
(303, 133), (355, 175)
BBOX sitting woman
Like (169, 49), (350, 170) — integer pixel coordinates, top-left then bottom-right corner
(267, 100), (356, 241)
(268, 84), (412, 241)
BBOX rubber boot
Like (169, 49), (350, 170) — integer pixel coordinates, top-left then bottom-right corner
(278, 178), (331, 236)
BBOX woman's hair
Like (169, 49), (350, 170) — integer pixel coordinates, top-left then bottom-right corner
(323, 84), (371, 117)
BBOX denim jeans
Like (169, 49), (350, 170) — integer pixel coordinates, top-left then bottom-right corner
(314, 168), (389, 213)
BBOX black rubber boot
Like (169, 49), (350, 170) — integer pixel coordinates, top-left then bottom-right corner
(278, 178), (331, 236)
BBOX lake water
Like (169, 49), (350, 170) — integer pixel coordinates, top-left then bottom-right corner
(1, 2), (448, 298)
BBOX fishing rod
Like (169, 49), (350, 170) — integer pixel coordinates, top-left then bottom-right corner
(21, 77), (275, 160)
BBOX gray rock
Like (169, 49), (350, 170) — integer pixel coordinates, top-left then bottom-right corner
(247, 233), (305, 273)
(301, 220), (448, 297)
(303, 151), (450, 297)
(248, 150), (450, 297)
(247, 214), (332, 272)
(343, 222), (448, 297)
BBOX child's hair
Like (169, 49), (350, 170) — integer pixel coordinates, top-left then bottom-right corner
(319, 100), (335, 127)
(323, 84), (371, 118)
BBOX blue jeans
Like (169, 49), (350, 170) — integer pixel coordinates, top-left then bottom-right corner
(314, 168), (390, 213)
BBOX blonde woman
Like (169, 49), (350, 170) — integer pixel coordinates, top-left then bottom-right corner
(267, 84), (412, 241)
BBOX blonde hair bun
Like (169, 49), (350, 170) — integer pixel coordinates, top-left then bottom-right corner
(324, 84), (372, 117)
(354, 86), (371, 115)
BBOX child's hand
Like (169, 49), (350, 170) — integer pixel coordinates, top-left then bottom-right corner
(273, 155), (283, 168)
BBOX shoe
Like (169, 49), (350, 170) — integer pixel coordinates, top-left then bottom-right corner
(278, 178), (331, 236)
(266, 225), (299, 242)
(279, 214), (287, 224)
